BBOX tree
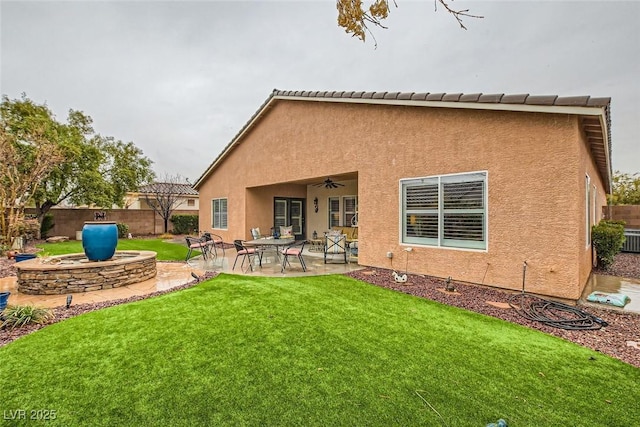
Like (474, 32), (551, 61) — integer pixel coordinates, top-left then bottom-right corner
(141, 174), (195, 233)
(0, 94), (155, 225)
(337, 0), (483, 46)
(0, 120), (63, 249)
(608, 171), (640, 205)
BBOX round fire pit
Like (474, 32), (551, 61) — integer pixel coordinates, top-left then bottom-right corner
(15, 251), (157, 295)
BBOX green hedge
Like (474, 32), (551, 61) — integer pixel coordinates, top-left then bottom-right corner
(116, 223), (130, 238)
(170, 215), (199, 235)
(40, 214), (55, 239)
(592, 220), (626, 268)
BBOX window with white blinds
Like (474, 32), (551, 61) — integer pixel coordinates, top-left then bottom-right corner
(401, 172), (487, 250)
(212, 198), (227, 230)
(328, 197), (340, 228)
(328, 196), (358, 228)
(343, 196), (358, 227)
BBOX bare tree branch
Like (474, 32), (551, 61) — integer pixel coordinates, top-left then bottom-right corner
(337, 0), (483, 45)
(142, 173), (194, 233)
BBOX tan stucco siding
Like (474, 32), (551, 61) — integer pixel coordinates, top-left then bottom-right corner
(577, 122), (608, 292)
(198, 100), (602, 299)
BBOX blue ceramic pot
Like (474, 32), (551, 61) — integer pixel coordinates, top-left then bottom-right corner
(82, 221), (118, 261)
(0, 291), (10, 311)
(15, 253), (37, 262)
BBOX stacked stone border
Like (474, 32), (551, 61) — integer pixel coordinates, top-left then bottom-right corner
(15, 251), (157, 295)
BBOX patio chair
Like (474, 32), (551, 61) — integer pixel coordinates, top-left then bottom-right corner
(203, 232), (225, 258)
(185, 236), (211, 261)
(324, 234), (348, 264)
(250, 227), (262, 240)
(233, 240), (263, 271)
(281, 240), (307, 273)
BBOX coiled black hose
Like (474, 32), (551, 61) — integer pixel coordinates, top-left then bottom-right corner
(509, 293), (608, 330)
(509, 261), (608, 330)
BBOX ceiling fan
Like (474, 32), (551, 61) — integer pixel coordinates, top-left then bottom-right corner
(312, 178), (345, 189)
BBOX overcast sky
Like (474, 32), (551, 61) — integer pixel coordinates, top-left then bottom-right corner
(1, 1), (639, 183)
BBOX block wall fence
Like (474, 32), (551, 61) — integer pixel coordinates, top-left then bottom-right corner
(604, 205), (640, 229)
(26, 208), (198, 239)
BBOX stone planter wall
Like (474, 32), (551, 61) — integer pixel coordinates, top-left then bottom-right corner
(15, 251), (157, 295)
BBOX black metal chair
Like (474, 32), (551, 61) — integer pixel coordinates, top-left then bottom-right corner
(185, 236), (211, 261)
(324, 234), (348, 264)
(232, 240), (262, 271)
(203, 232), (225, 258)
(281, 240), (307, 273)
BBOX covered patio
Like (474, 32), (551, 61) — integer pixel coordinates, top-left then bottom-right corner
(188, 244), (363, 277)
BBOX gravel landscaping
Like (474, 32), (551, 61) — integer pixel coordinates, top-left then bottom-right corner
(1, 245), (639, 368)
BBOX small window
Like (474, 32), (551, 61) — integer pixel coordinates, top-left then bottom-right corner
(401, 171), (487, 250)
(586, 175), (591, 246)
(328, 197), (340, 228)
(187, 199), (195, 207)
(343, 196), (358, 227)
(212, 198), (227, 230)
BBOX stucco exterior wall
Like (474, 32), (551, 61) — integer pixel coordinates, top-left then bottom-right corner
(198, 100), (606, 300)
(577, 124), (608, 288)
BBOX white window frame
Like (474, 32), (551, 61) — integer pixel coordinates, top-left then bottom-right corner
(343, 196), (358, 227)
(328, 195), (358, 228)
(585, 174), (591, 247)
(400, 171), (488, 250)
(212, 198), (227, 230)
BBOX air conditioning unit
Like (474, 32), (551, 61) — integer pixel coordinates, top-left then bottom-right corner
(622, 229), (640, 253)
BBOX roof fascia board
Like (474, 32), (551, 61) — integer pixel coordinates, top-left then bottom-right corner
(599, 114), (613, 193)
(273, 95), (606, 117)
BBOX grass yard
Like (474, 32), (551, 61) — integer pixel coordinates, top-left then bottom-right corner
(1, 274), (637, 426)
(37, 238), (192, 261)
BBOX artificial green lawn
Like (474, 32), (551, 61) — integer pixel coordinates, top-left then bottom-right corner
(1, 274), (638, 426)
(37, 239), (193, 261)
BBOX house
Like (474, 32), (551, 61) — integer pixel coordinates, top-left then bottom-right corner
(193, 90), (611, 301)
(123, 182), (199, 210)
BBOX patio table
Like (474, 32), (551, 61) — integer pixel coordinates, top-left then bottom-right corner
(244, 238), (295, 263)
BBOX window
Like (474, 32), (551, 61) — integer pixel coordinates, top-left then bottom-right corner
(343, 196), (358, 226)
(328, 196), (358, 228)
(401, 171), (487, 250)
(586, 175), (593, 246)
(212, 198), (227, 229)
(187, 199), (195, 207)
(328, 197), (340, 228)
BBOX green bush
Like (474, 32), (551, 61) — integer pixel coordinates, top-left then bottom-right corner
(1, 305), (54, 330)
(116, 223), (130, 238)
(592, 220), (626, 268)
(40, 214), (55, 238)
(170, 215), (199, 235)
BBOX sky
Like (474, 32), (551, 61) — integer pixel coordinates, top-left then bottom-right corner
(1, 0), (639, 183)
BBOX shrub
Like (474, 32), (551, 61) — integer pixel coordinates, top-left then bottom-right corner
(40, 214), (55, 238)
(170, 215), (199, 235)
(1, 305), (54, 330)
(592, 220), (626, 269)
(116, 223), (130, 238)
(10, 218), (41, 241)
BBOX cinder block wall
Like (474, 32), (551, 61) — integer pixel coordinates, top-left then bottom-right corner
(605, 205), (640, 228)
(28, 208), (198, 238)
